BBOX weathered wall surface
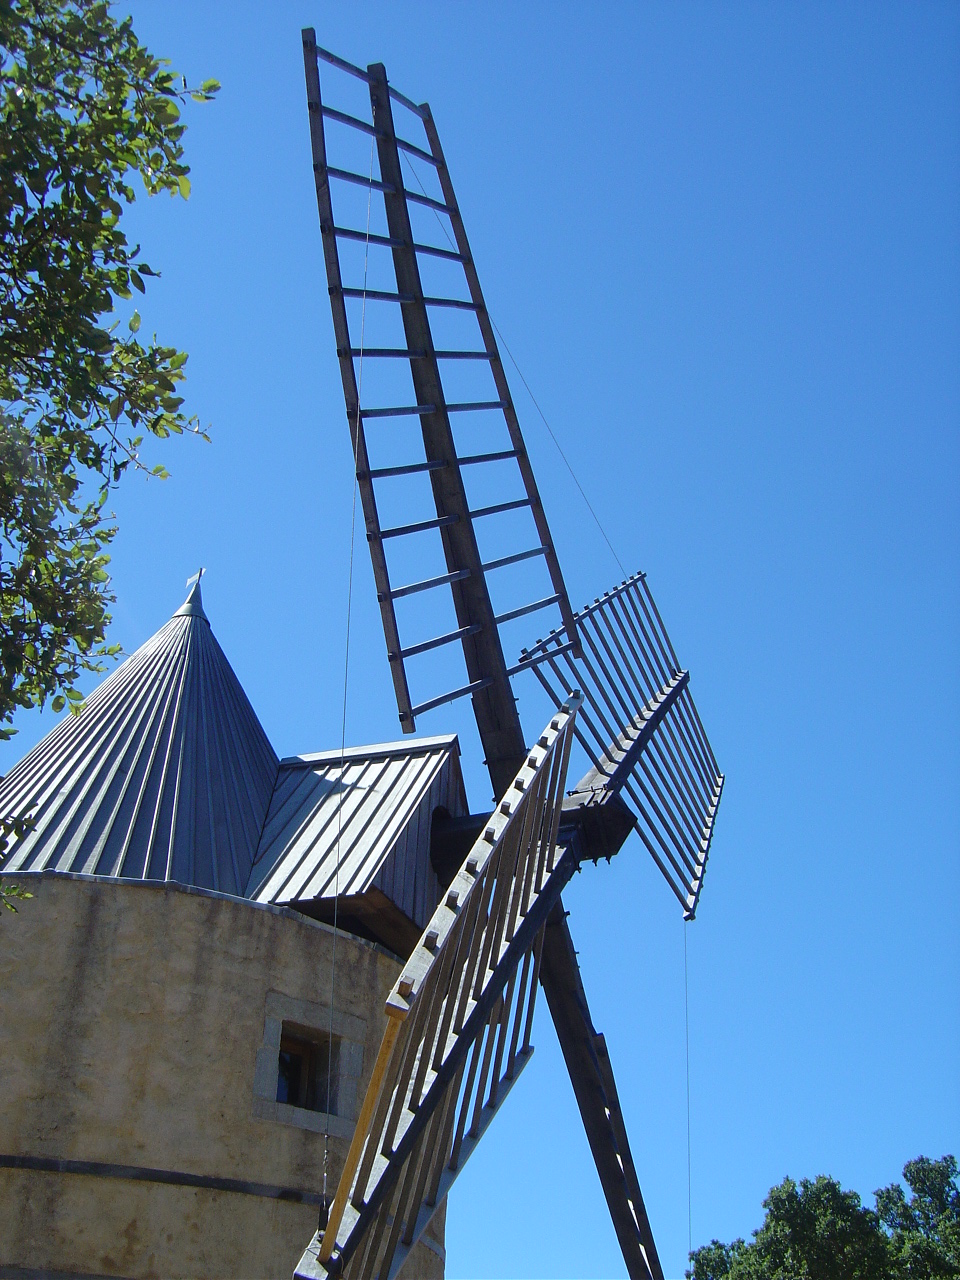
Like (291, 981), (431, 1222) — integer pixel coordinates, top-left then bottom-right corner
(0, 873), (445, 1280)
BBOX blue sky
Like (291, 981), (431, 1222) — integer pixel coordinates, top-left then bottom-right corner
(4, 3), (958, 1277)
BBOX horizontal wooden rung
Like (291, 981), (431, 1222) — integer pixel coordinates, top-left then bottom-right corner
(414, 241), (466, 262)
(320, 104), (378, 139)
(387, 569), (470, 600)
(388, 85), (429, 122)
(446, 400), (508, 414)
(399, 623), (481, 660)
(378, 513), (459, 539)
(405, 189), (454, 215)
(326, 165), (395, 195)
(333, 225), (461, 262)
(315, 42), (373, 85)
(508, 639), (579, 676)
(311, 43), (430, 118)
(340, 287), (414, 303)
(347, 348), (427, 359)
(469, 497), (532, 519)
(359, 405), (437, 418)
(495, 594), (560, 627)
(367, 460), (445, 480)
(347, 347), (489, 363)
(459, 449), (518, 467)
(333, 226), (402, 249)
(408, 677), (494, 720)
(423, 295), (482, 311)
(396, 135), (441, 167)
(482, 546), (547, 572)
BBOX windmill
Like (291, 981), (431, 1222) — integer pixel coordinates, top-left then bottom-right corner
(295, 31), (724, 1280)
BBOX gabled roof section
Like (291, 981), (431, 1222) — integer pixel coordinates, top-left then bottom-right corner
(246, 735), (465, 925)
(0, 580), (279, 895)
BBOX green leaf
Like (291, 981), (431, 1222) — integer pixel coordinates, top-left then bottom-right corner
(51, 696), (66, 713)
(177, 174), (191, 199)
(128, 310), (141, 333)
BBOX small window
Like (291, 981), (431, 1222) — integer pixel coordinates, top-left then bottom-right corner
(276, 1024), (341, 1115)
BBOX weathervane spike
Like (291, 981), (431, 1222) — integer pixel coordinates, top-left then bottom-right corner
(185, 567), (206, 590)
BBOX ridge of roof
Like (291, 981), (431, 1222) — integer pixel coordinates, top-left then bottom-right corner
(278, 734), (460, 768)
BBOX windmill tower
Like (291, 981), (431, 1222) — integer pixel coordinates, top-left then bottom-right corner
(293, 33), (723, 1280)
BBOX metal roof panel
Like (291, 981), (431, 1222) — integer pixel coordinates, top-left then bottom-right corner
(0, 582), (279, 897)
(246, 740), (458, 908)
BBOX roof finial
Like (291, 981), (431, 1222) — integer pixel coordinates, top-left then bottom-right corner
(174, 568), (209, 622)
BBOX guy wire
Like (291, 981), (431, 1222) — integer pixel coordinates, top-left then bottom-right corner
(684, 918), (693, 1263)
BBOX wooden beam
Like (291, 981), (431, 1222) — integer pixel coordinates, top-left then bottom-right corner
(540, 904), (665, 1280)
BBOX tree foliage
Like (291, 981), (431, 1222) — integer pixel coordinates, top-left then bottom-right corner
(688, 1156), (960, 1280)
(877, 1157), (960, 1279)
(0, 0), (217, 909)
(0, 0), (216, 738)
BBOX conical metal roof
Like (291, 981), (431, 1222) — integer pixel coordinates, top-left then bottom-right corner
(0, 579), (279, 894)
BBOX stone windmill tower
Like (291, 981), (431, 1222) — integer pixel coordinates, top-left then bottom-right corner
(0, 574), (460, 1278)
(0, 33), (722, 1280)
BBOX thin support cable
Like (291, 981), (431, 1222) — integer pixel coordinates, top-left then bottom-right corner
(322, 130), (376, 1213)
(400, 149), (627, 580)
(489, 321), (626, 579)
(684, 918), (692, 1264)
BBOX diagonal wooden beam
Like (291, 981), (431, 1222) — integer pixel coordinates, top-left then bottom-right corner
(540, 903), (665, 1280)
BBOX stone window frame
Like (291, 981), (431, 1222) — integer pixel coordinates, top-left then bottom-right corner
(252, 990), (365, 1140)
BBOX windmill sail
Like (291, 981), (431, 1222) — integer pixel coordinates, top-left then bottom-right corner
(519, 571), (724, 918)
(302, 30), (578, 790)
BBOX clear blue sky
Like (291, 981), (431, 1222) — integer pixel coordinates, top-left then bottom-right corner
(4, 3), (958, 1277)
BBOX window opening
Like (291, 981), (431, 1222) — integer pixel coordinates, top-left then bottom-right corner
(276, 1024), (341, 1115)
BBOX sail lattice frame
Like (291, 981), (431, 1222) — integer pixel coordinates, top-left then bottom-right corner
(518, 571), (723, 917)
(302, 31), (578, 755)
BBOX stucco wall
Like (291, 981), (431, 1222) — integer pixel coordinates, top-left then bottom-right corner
(0, 873), (445, 1280)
